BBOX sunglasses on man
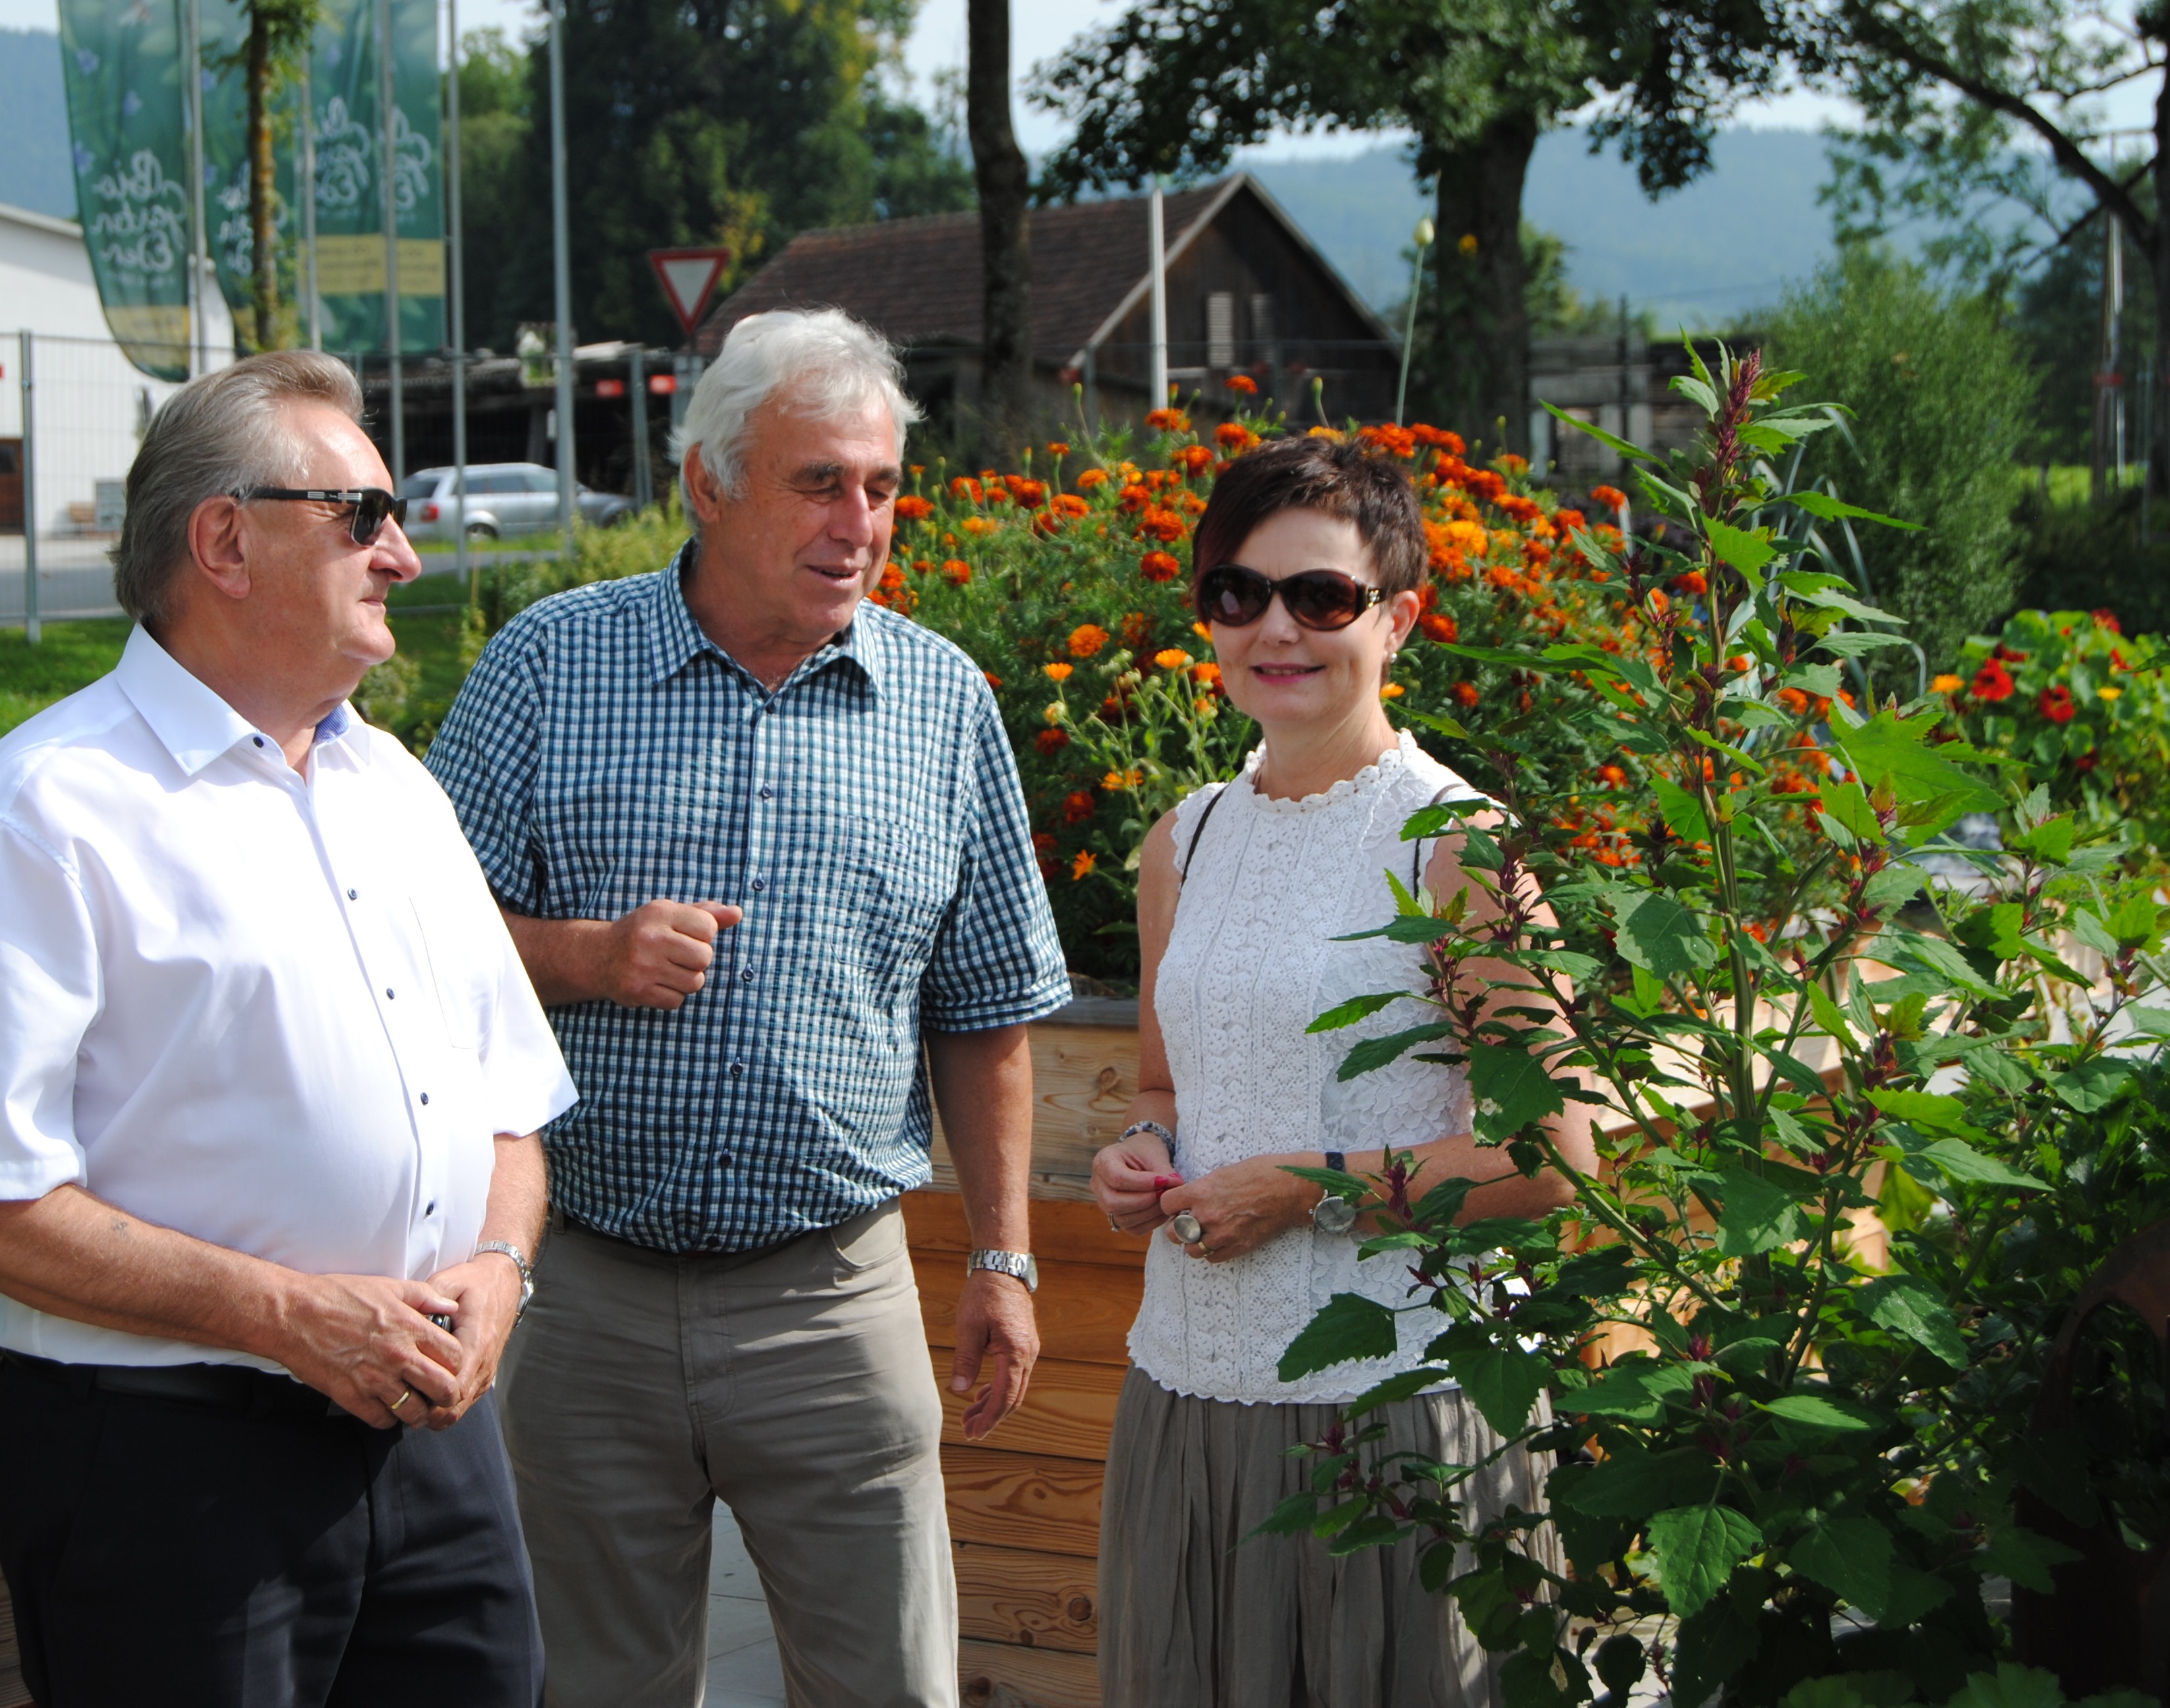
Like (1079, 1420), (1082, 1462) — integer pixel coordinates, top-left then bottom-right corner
(1194, 563), (1387, 633)
(231, 486), (409, 546)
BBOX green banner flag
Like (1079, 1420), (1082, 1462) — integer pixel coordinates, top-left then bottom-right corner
(56, 0), (200, 380)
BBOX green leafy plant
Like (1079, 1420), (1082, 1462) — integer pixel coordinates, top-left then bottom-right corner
(1271, 345), (2170, 1707)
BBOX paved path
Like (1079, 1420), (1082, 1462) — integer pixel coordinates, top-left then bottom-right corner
(707, 1505), (787, 1706)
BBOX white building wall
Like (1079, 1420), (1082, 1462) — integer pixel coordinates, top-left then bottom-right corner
(0, 200), (234, 538)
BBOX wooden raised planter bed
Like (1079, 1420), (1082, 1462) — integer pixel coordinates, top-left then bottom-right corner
(909, 996), (1145, 1708)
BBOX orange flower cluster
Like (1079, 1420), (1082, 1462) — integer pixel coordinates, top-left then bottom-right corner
(895, 495), (933, 522)
(1140, 550), (1182, 583)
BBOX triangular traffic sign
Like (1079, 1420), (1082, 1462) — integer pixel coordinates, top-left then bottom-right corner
(648, 248), (732, 337)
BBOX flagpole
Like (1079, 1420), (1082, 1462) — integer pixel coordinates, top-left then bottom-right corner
(548, 0), (575, 546)
(378, 0), (404, 482)
(446, 0), (468, 598)
(185, 0), (208, 377)
(300, 45), (321, 350)
(1148, 179), (1167, 415)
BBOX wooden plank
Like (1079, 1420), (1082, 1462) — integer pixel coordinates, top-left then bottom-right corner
(905, 1192), (1153, 1269)
(953, 1542), (1099, 1655)
(917, 1255), (1140, 1366)
(934, 1352), (1122, 1462)
(932, 1024), (1143, 1196)
(957, 1637), (1102, 1708)
(941, 1445), (1104, 1558)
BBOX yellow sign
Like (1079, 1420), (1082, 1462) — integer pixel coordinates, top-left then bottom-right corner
(312, 237), (447, 299)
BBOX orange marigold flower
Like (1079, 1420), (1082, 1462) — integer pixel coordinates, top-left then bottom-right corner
(1062, 789), (1098, 824)
(961, 516), (996, 536)
(1137, 505), (1187, 542)
(1647, 589), (1669, 613)
(1051, 492), (1091, 518)
(1675, 569), (1707, 595)
(1071, 849), (1097, 880)
(1411, 424), (1466, 455)
(1153, 648), (1193, 671)
(1224, 374), (1259, 395)
(1597, 764), (1627, 787)
(1450, 681), (1481, 708)
(1140, 550), (1182, 583)
(1496, 493), (1541, 523)
(1004, 476), (1047, 507)
(878, 565), (906, 593)
(1176, 444), (1216, 475)
(894, 495), (933, 522)
(1591, 485), (1628, 511)
(1193, 661), (1222, 686)
(950, 476), (983, 503)
(1121, 612), (1153, 646)
(1555, 508), (1587, 532)
(1145, 408), (1191, 433)
(1077, 469), (1110, 488)
(1930, 673), (1963, 695)
(1117, 482), (1152, 513)
(1420, 612), (1458, 644)
(1775, 687), (1810, 715)
(1035, 727), (1070, 756)
(1380, 683), (1406, 699)
(1464, 469), (1506, 502)
(1193, 621), (1214, 642)
(1214, 422), (1254, 452)
(1359, 424), (1416, 457)
(940, 559), (971, 585)
(1102, 768), (1143, 791)
(1044, 662), (1073, 682)
(1046, 441), (1070, 457)
(1068, 623), (1110, 658)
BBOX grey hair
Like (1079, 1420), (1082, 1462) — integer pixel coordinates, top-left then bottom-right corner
(670, 308), (921, 514)
(112, 350), (364, 627)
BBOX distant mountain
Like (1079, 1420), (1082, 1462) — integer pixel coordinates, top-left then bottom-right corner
(1245, 128), (1842, 327)
(0, 30), (1849, 328)
(0, 28), (73, 221)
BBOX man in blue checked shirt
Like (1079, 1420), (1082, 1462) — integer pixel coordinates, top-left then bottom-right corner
(424, 308), (1069, 1708)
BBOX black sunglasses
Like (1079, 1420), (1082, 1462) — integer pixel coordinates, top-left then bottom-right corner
(233, 486), (408, 546)
(1195, 563), (1386, 632)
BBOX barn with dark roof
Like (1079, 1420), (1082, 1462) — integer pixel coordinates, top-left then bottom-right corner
(695, 175), (1402, 431)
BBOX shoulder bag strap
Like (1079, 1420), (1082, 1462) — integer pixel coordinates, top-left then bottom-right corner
(1180, 783), (1229, 878)
(1410, 783), (1470, 891)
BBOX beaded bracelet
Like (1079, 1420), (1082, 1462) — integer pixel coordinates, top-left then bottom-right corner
(1119, 1119), (1177, 1151)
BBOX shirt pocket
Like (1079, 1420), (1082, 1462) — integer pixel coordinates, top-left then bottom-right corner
(832, 820), (955, 1001)
(410, 891), (492, 1050)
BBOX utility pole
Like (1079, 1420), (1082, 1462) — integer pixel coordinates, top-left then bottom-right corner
(2094, 208), (2125, 502)
(1148, 182), (1167, 415)
(447, 0), (469, 598)
(548, 0), (575, 544)
(378, 0), (405, 482)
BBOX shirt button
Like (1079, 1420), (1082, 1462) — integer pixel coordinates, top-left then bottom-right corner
(252, 736), (264, 749)
(385, 988), (395, 1000)
(419, 1093), (430, 1106)
(739, 967), (755, 982)
(348, 888), (358, 900)
(728, 1062), (744, 1078)
(425, 1199), (438, 1216)
(758, 785), (774, 800)
(751, 878), (766, 892)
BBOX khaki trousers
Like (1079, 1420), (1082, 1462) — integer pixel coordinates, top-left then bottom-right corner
(498, 1200), (957, 1708)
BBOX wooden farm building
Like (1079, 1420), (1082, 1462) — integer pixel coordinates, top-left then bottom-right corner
(695, 176), (1404, 432)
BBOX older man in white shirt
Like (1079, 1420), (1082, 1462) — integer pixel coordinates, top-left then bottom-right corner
(0, 351), (576, 1708)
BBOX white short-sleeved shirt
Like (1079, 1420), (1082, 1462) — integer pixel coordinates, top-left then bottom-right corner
(0, 626), (578, 1369)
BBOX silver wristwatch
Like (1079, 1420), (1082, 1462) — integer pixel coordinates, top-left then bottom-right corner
(967, 1249), (1039, 1293)
(1311, 1150), (1358, 1236)
(474, 1240), (535, 1318)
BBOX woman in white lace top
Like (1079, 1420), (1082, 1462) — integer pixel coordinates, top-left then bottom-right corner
(1090, 436), (1597, 1708)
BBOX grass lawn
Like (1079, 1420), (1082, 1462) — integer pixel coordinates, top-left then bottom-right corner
(1, 575), (478, 747)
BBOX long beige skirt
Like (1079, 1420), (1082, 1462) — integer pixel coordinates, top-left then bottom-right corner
(1097, 1366), (1555, 1708)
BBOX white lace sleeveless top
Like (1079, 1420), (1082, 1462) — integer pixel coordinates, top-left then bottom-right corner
(1128, 731), (1487, 1404)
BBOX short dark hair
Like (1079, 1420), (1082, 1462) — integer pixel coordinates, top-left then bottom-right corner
(1191, 434), (1426, 599)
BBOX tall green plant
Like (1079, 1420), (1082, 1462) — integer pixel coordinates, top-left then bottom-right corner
(1272, 346), (2169, 1707)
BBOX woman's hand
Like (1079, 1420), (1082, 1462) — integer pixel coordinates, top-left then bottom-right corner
(1158, 1156), (1319, 1263)
(1093, 1135), (1184, 1234)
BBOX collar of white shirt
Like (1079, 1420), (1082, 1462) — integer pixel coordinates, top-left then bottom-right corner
(114, 623), (362, 777)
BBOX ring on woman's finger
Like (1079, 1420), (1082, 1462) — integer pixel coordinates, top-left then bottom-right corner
(1170, 1210), (1204, 1245)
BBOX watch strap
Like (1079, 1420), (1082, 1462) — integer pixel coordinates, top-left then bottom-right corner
(967, 1248), (1038, 1293)
(1325, 1151), (1348, 1174)
(474, 1241), (535, 1317)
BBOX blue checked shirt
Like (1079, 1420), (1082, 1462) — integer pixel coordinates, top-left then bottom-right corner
(424, 546), (1069, 1253)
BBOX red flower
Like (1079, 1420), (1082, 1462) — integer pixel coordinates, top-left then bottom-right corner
(894, 495), (932, 521)
(942, 559), (972, 585)
(2038, 684), (2076, 724)
(1223, 373), (1258, 395)
(1035, 727), (1070, 756)
(1591, 485), (1629, 511)
(1419, 612), (1458, 643)
(1675, 569), (1707, 596)
(1970, 659), (2015, 703)
(2094, 608), (2123, 634)
(1450, 681), (1480, 708)
(1062, 789), (1097, 824)
(2076, 749), (2099, 772)
(1139, 550), (1182, 582)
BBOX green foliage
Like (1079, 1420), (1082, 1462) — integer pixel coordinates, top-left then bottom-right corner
(2009, 215), (2156, 471)
(1766, 250), (2035, 677)
(1269, 347), (2170, 1708)
(471, 1), (968, 351)
(2013, 486), (2170, 641)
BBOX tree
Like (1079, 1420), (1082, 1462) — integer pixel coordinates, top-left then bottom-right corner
(453, 28), (531, 355)
(234, 0), (318, 350)
(1030, 0), (1799, 446)
(480, 0), (970, 352)
(1766, 247), (2036, 671)
(1812, 0), (2170, 486)
(967, 0), (1033, 450)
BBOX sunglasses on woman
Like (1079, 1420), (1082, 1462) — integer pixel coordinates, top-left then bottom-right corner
(232, 486), (409, 546)
(1194, 563), (1386, 632)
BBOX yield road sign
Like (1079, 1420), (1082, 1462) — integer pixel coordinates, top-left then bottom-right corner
(648, 248), (732, 338)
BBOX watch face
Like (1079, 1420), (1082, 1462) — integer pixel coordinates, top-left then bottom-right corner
(1023, 1254), (1040, 1292)
(1313, 1195), (1358, 1235)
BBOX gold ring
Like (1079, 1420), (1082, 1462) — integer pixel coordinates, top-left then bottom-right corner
(389, 1388), (413, 1412)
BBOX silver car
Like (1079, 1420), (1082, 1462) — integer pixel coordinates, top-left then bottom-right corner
(401, 463), (633, 540)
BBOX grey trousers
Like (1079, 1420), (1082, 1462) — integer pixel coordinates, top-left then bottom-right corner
(498, 1201), (957, 1708)
(1098, 1368), (1555, 1708)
